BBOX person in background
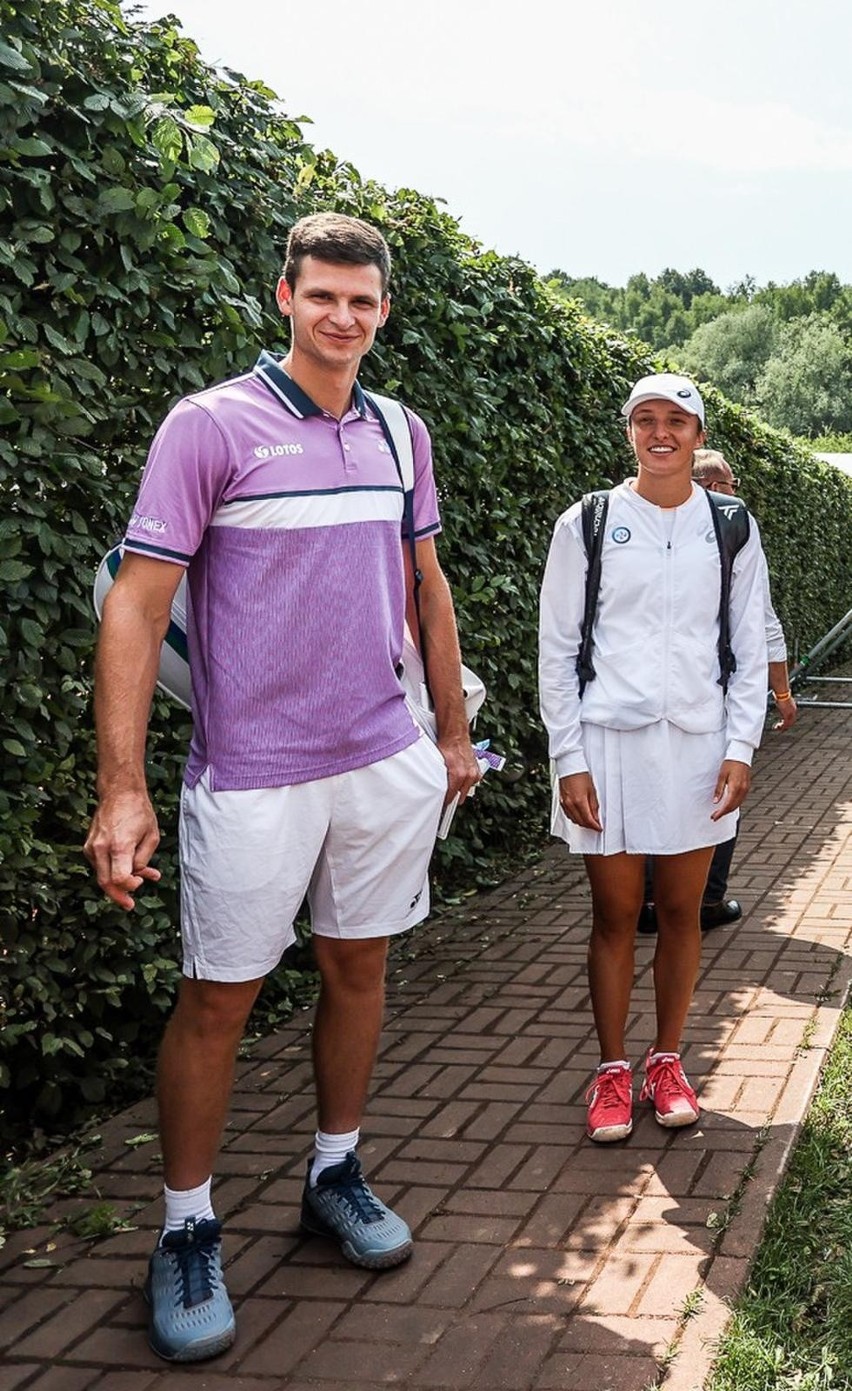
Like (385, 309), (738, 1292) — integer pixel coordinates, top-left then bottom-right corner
(639, 449), (798, 935)
(539, 374), (769, 1144)
(84, 213), (479, 1362)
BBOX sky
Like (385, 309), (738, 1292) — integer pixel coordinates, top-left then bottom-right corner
(128, 0), (852, 292)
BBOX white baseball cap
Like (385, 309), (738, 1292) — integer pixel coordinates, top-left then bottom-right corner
(621, 373), (705, 427)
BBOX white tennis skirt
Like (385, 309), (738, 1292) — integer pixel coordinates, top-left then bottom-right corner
(551, 720), (740, 857)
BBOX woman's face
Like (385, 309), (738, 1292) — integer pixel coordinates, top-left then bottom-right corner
(627, 399), (705, 478)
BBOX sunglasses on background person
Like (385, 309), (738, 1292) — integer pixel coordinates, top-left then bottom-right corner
(696, 475), (739, 495)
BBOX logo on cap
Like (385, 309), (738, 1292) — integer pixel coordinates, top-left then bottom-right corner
(677, 389), (692, 399)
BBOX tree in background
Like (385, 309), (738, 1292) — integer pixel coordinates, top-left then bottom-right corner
(546, 268), (727, 351)
(678, 304), (779, 404)
(754, 269), (844, 321)
(753, 314), (852, 437)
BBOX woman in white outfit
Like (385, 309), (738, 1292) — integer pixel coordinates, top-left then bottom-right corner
(538, 374), (768, 1143)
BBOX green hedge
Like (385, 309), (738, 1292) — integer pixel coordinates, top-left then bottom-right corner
(2, 0), (850, 1149)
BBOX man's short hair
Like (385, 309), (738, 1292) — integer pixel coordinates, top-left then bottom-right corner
(692, 447), (732, 482)
(283, 213), (392, 294)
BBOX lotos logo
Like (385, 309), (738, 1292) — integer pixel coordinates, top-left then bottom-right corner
(253, 442), (304, 459)
(611, 526), (631, 544)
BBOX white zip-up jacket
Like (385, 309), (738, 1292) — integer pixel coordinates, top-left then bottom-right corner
(539, 480), (769, 778)
(760, 553), (787, 662)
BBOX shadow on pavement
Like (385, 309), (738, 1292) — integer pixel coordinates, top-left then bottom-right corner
(1, 700), (850, 1389)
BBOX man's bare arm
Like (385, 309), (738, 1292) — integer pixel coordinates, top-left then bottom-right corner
(768, 658), (798, 731)
(84, 554), (184, 909)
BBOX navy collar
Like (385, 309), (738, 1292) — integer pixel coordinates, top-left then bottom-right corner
(253, 350), (367, 419)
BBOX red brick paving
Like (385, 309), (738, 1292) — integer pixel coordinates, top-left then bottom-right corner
(2, 698), (851, 1390)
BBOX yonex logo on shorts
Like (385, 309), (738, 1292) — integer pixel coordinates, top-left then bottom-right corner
(253, 442), (305, 458)
(611, 526), (631, 544)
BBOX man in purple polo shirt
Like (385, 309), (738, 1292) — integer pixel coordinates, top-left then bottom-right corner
(84, 213), (480, 1363)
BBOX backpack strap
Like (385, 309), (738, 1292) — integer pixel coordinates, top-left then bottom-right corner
(363, 391), (421, 617)
(576, 490), (610, 696)
(704, 489), (751, 692)
(364, 391), (415, 492)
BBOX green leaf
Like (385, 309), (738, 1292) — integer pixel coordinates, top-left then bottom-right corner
(8, 80), (47, 105)
(21, 225), (54, 244)
(124, 1132), (158, 1148)
(183, 104), (215, 129)
(13, 136), (52, 157)
(0, 348), (40, 369)
(187, 134), (219, 173)
(0, 559), (32, 581)
(2, 739), (27, 757)
(182, 207), (211, 239)
(101, 147), (126, 176)
(97, 187), (136, 214)
(151, 116), (182, 165)
(135, 187), (160, 213)
(43, 324), (71, 352)
(0, 39), (32, 73)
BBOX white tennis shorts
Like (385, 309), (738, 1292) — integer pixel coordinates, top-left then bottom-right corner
(178, 735), (448, 981)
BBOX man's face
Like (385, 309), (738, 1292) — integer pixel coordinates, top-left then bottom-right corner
(276, 256), (389, 373)
(627, 399), (705, 477)
(697, 467), (736, 496)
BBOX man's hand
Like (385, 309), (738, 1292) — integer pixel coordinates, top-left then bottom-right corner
(773, 695), (798, 732)
(437, 734), (482, 806)
(83, 790), (161, 910)
(558, 772), (603, 831)
(711, 759), (751, 821)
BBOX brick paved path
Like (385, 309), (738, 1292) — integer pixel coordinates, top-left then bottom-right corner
(2, 696), (851, 1391)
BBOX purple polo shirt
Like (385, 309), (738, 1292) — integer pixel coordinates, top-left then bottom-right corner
(123, 352), (441, 790)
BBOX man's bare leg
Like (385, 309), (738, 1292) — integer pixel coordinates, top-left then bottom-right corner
(157, 976), (263, 1189)
(311, 936), (389, 1131)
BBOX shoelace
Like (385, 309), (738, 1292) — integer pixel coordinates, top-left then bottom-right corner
(169, 1229), (219, 1308)
(587, 1068), (631, 1115)
(646, 1055), (689, 1105)
(326, 1171), (385, 1224)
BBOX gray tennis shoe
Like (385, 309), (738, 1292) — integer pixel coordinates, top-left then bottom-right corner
(145, 1216), (235, 1362)
(300, 1152), (413, 1269)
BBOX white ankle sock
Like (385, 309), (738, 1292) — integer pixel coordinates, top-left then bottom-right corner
(162, 1177), (215, 1240)
(310, 1129), (360, 1187)
(598, 1059), (630, 1072)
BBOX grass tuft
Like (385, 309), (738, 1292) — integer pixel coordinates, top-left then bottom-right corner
(708, 1006), (852, 1391)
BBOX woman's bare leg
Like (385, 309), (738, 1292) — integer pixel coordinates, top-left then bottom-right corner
(650, 846), (715, 1053)
(584, 853), (646, 1061)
